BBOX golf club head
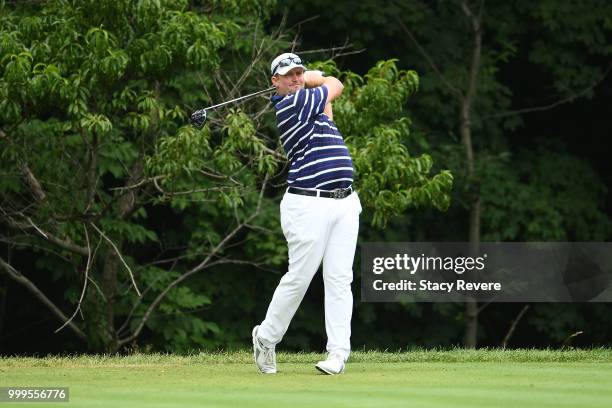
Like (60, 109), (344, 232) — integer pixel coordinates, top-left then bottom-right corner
(191, 109), (207, 129)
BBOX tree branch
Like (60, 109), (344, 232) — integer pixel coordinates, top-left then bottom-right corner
(0, 256), (87, 342)
(151, 180), (243, 197)
(20, 164), (46, 202)
(500, 304), (529, 349)
(2, 214), (89, 256)
(84, 129), (99, 213)
(55, 224), (94, 334)
(459, 0), (483, 173)
(396, 16), (464, 98)
(90, 222), (141, 297)
(298, 44), (366, 59)
(462, 0), (483, 119)
(118, 174), (270, 346)
(479, 62), (612, 122)
(108, 175), (164, 192)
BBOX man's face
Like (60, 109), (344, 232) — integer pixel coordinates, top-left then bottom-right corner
(271, 67), (305, 95)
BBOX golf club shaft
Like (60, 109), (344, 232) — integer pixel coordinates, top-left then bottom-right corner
(190, 86), (276, 128)
(205, 86), (276, 111)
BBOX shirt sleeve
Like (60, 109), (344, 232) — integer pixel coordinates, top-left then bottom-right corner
(292, 85), (329, 122)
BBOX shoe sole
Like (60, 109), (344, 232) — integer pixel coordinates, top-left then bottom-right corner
(315, 363), (344, 375)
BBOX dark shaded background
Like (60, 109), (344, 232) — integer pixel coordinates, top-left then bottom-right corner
(2, 0), (612, 354)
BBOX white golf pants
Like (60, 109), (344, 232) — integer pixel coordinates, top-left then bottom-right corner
(258, 190), (361, 361)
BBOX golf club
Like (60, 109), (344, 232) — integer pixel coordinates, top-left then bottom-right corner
(190, 86), (276, 129)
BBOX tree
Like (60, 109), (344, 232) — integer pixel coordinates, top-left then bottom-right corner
(395, 0), (612, 346)
(0, 0), (451, 352)
(0, 0), (281, 352)
(275, 0), (612, 348)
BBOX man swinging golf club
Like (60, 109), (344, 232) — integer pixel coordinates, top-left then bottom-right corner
(252, 52), (362, 375)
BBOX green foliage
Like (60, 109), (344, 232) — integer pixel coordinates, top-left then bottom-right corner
(275, 0), (612, 351)
(0, 0), (281, 352)
(481, 148), (612, 241)
(146, 125), (213, 179)
(12, 0), (610, 354)
(309, 60), (453, 227)
(525, 0), (612, 95)
(1, 0), (453, 353)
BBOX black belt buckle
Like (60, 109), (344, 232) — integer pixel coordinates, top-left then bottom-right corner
(332, 188), (348, 199)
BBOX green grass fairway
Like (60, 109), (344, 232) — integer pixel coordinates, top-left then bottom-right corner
(3, 349), (612, 407)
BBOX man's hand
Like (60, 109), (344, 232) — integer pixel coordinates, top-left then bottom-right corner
(304, 70), (325, 88)
(304, 70), (344, 103)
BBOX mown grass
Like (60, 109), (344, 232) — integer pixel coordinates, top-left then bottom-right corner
(2, 349), (612, 407)
(3, 347), (612, 367)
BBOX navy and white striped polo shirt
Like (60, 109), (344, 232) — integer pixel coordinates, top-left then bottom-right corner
(271, 85), (354, 191)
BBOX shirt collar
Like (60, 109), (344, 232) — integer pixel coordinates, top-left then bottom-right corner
(270, 94), (284, 105)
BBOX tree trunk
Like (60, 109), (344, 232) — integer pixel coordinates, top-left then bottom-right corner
(0, 272), (8, 347)
(101, 249), (120, 352)
(460, 0), (483, 348)
(100, 160), (144, 352)
(461, 109), (481, 348)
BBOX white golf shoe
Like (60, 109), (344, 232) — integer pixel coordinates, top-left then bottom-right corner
(252, 325), (277, 374)
(315, 354), (345, 375)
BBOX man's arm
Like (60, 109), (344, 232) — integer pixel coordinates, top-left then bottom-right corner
(304, 71), (343, 120)
(304, 71), (344, 102)
(323, 102), (333, 120)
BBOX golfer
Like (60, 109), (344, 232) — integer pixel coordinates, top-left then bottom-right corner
(252, 52), (362, 375)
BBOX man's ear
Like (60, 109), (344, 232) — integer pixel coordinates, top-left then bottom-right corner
(271, 75), (278, 87)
